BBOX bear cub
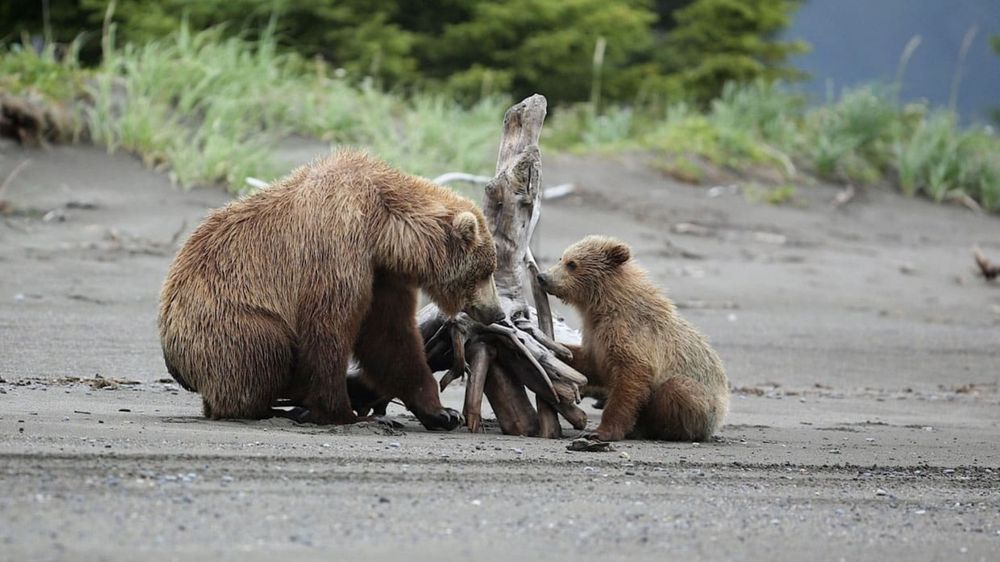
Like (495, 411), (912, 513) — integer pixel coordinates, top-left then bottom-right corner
(539, 236), (729, 441)
(159, 150), (504, 430)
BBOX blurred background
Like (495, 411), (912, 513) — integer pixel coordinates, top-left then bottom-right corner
(1, 0), (998, 210)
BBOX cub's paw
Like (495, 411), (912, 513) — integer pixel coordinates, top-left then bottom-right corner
(416, 407), (464, 431)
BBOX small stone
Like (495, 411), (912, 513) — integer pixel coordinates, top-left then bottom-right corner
(619, 451), (630, 460)
(388, 442), (401, 448)
(875, 488), (888, 496)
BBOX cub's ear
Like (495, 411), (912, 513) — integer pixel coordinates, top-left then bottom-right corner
(452, 212), (480, 245)
(605, 241), (631, 267)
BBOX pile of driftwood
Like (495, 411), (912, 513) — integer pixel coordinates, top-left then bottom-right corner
(418, 95), (588, 438)
(0, 93), (76, 146)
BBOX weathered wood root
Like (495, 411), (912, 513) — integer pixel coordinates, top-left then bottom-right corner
(421, 305), (588, 436)
(484, 362), (539, 436)
(419, 94), (589, 438)
(463, 342), (491, 433)
(0, 94), (76, 146)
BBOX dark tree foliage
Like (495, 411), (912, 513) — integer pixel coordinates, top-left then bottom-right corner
(1, 0), (806, 106)
(659, 0), (808, 105)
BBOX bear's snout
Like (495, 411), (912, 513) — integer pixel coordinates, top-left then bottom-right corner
(537, 272), (551, 290)
(464, 277), (505, 325)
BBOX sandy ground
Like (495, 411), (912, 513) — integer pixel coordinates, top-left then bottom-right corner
(1, 140), (999, 561)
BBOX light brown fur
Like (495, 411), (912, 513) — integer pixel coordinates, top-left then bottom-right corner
(158, 149), (503, 429)
(539, 236), (729, 441)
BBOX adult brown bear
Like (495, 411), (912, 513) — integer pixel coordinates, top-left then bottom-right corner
(159, 150), (504, 430)
(539, 236), (729, 441)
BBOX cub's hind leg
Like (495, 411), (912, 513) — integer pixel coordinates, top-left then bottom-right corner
(640, 377), (722, 441)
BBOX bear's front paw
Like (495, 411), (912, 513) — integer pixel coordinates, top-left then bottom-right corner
(416, 407), (464, 431)
(581, 426), (625, 442)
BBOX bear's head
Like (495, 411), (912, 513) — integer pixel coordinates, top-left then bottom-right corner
(425, 210), (505, 325)
(537, 235), (631, 306)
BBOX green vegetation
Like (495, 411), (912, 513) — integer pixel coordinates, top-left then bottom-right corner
(744, 183), (797, 205)
(1, 4), (997, 212)
(547, 80), (1000, 211)
(0, 40), (86, 101)
(3, 0), (805, 106)
(11, 23), (504, 189)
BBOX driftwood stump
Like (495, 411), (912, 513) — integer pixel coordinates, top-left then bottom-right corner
(419, 94), (588, 438)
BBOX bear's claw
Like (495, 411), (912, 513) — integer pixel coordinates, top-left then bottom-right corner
(416, 407), (464, 431)
(271, 406), (313, 424)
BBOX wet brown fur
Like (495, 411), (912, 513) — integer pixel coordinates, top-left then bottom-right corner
(540, 236), (729, 441)
(158, 149), (500, 426)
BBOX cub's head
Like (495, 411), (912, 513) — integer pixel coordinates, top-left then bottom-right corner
(537, 235), (631, 306)
(425, 209), (504, 324)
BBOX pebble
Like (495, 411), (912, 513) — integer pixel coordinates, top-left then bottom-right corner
(619, 451), (630, 460)
(875, 488), (888, 496)
(388, 442), (401, 448)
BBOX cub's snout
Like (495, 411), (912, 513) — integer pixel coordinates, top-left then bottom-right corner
(536, 272), (553, 292)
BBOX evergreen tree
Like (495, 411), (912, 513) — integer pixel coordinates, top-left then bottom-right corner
(659, 0), (808, 104)
(435, 0), (657, 104)
(2, 0), (807, 106)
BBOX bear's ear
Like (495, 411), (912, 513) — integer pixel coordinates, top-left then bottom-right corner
(452, 212), (480, 245)
(605, 242), (631, 267)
